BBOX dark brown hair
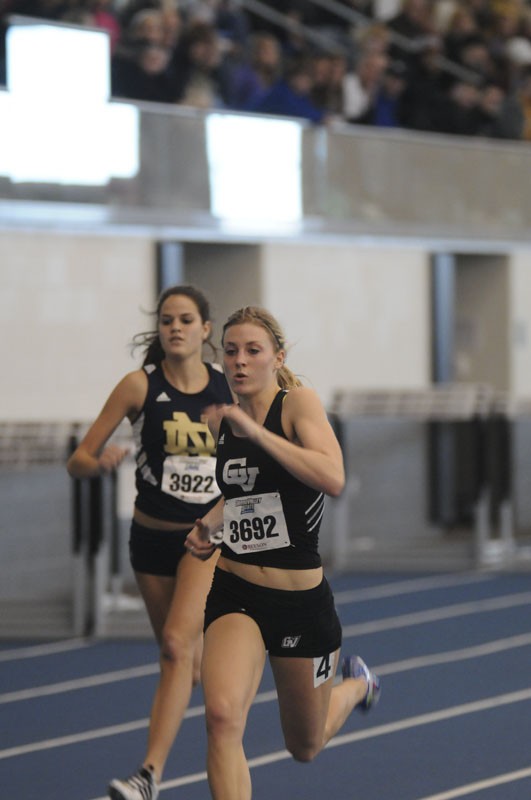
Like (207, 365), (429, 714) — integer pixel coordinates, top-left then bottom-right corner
(133, 285), (215, 366)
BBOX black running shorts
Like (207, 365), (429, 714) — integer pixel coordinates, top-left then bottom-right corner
(204, 567), (342, 658)
(129, 519), (191, 577)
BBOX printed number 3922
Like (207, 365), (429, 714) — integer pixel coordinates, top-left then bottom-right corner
(169, 474), (214, 493)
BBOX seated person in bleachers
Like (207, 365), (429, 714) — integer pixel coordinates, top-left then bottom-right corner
(501, 63), (531, 140)
(172, 21), (233, 108)
(249, 56), (326, 124)
(387, 0), (440, 65)
(226, 31), (284, 111)
(473, 81), (523, 139)
(89, 0), (122, 52)
(112, 38), (176, 102)
(455, 34), (503, 87)
(370, 59), (409, 127)
(399, 37), (454, 131)
(342, 49), (389, 123)
(443, 4), (481, 63)
(111, 6), (180, 102)
(437, 78), (481, 136)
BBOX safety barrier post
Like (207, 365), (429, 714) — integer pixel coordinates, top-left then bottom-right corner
(69, 431), (119, 637)
(69, 431), (91, 636)
(328, 411), (352, 572)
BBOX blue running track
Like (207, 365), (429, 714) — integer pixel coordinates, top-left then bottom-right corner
(1, 571), (531, 800)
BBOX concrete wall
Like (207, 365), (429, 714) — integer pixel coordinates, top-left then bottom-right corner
(261, 243), (431, 406)
(0, 231), (155, 420)
(2, 231), (531, 422)
(185, 241), (431, 407)
(510, 252), (531, 399)
(454, 254), (510, 391)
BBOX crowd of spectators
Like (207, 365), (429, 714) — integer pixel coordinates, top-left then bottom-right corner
(1, 0), (531, 141)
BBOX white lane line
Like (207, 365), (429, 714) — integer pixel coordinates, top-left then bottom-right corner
(3, 630), (531, 760)
(3, 591), (531, 704)
(374, 631), (531, 676)
(0, 664), (159, 704)
(334, 573), (493, 604)
(0, 573), (497, 662)
(85, 687), (531, 798)
(0, 690), (278, 760)
(342, 591), (531, 636)
(414, 765), (531, 799)
(0, 638), (91, 662)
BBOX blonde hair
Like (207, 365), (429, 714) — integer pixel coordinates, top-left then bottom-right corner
(222, 306), (302, 390)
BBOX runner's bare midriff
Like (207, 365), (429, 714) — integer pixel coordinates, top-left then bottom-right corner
(217, 556), (323, 591)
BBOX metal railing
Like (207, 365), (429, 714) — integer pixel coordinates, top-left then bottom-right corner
(304, 0), (482, 83)
(327, 384), (531, 572)
(241, 0), (482, 84)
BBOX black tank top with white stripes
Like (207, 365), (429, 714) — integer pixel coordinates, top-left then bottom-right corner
(216, 390), (323, 569)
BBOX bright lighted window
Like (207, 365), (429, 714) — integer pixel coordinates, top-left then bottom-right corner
(206, 114), (302, 230)
(0, 19), (139, 185)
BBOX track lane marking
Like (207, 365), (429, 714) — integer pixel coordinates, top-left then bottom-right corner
(414, 765), (531, 799)
(107, 688), (531, 797)
(0, 573), (496, 662)
(342, 590), (531, 636)
(2, 590), (531, 704)
(3, 634), (531, 759)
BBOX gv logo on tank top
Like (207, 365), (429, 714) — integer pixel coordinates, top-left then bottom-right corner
(223, 458), (259, 492)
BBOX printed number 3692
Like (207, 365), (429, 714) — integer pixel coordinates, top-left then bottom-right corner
(229, 515), (279, 543)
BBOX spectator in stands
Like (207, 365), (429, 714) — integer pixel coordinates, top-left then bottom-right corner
(488, 6), (523, 64)
(504, 31), (531, 88)
(342, 49), (389, 123)
(127, 7), (166, 46)
(501, 63), (531, 139)
(112, 40), (176, 102)
(111, 7), (177, 103)
(226, 31), (283, 111)
(455, 34), (501, 85)
(309, 52), (350, 118)
(250, 56), (327, 123)
(463, 0), (493, 32)
(277, 6), (312, 61)
(172, 21), (232, 108)
(181, 0), (247, 47)
(439, 78), (482, 135)
(8, 0), (66, 21)
(327, 53), (351, 114)
(399, 38), (455, 131)
(443, 5), (481, 62)
(387, 0), (440, 64)
(474, 81), (523, 138)
(370, 58), (409, 126)
(89, 0), (122, 51)
(518, 64), (531, 139)
(309, 52), (337, 114)
(356, 20), (392, 56)
(160, 1), (183, 52)
(67, 285), (233, 800)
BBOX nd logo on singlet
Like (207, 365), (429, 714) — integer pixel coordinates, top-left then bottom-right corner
(163, 412), (216, 456)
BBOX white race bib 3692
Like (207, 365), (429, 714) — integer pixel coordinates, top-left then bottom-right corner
(223, 492), (290, 554)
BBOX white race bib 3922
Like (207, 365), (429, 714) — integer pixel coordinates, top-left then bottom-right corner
(161, 455), (220, 504)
